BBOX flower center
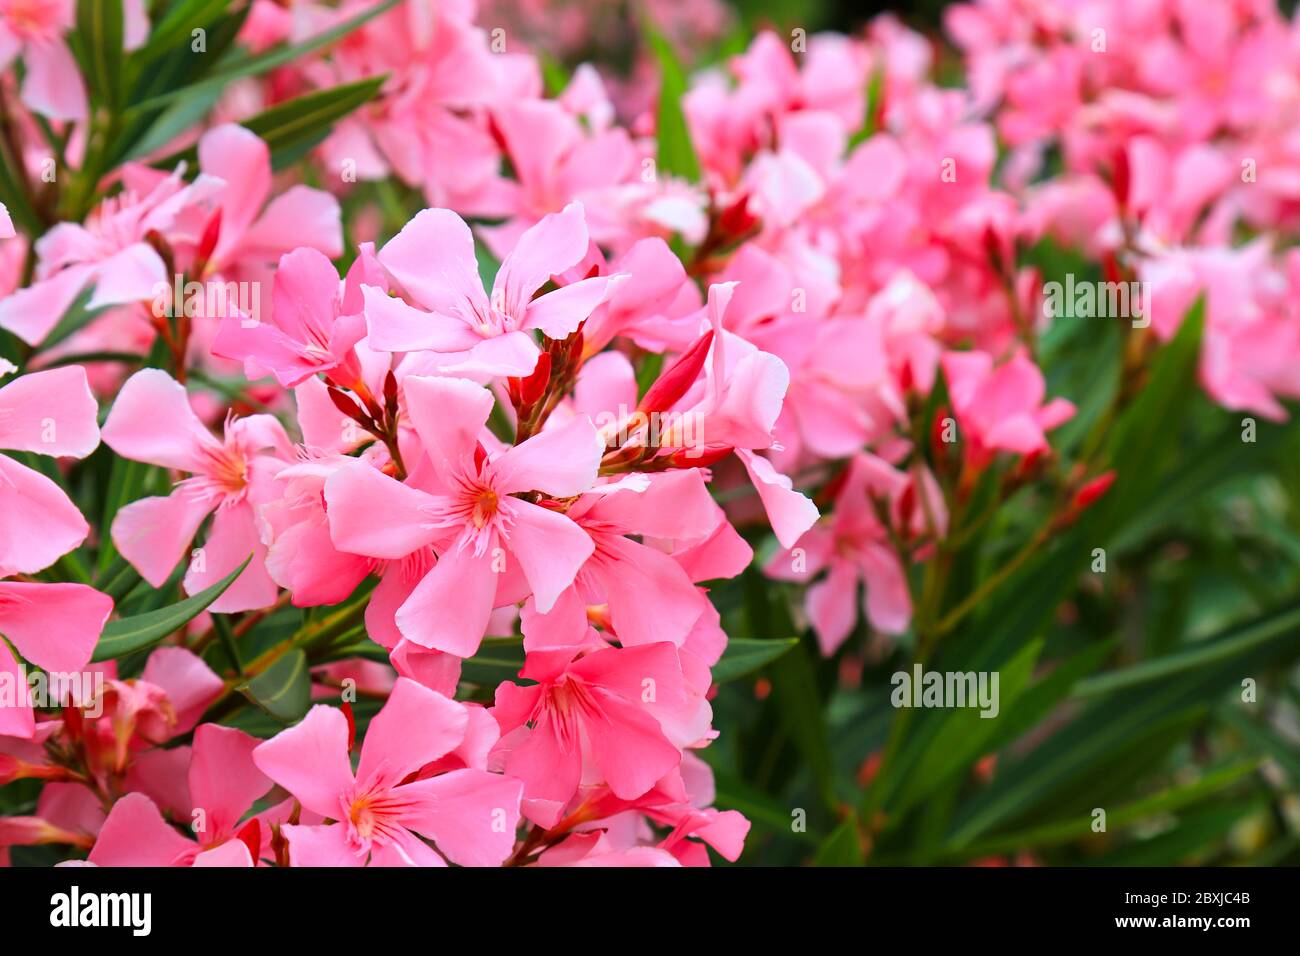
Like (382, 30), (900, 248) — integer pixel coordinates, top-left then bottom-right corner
(341, 786), (408, 856)
(471, 488), (499, 528)
(2, 0), (65, 40)
(211, 448), (249, 495)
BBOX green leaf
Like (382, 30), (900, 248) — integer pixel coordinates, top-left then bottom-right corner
(132, 0), (231, 65)
(1073, 600), (1300, 698)
(238, 647), (310, 723)
(646, 29), (701, 183)
(948, 760), (1260, 859)
(0, 145), (41, 235)
(710, 769), (820, 844)
(1094, 299), (1206, 537)
(847, 67), (884, 148)
(33, 289), (110, 354)
(1090, 795), (1268, 866)
(813, 813), (865, 866)
(130, 0), (399, 112)
(459, 639), (526, 686)
(77, 0), (125, 110)
(889, 639), (1042, 815)
(91, 557), (252, 662)
(1217, 705), (1300, 783)
(712, 637), (799, 683)
(123, 83), (225, 161)
(945, 598), (1300, 848)
(93, 555), (142, 602)
(984, 639), (1116, 751)
(153, 78), (387, 170)
(768, 639), (839, 814)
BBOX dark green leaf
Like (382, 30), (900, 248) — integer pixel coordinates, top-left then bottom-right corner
(647, 29), (701, 183)
(813, 813), (865, 866)
(239, 647), (310, 723)
(713, 637), (799, 683)
(91, 556), (252, 662)
(77, 0), (125, 110)
(131, 0), (398, 112)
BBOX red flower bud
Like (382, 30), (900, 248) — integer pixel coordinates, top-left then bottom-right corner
(236, 818), (262, 865)
(341, 700), (356, 754)
(194, 211), (223, 275)
(666, 444), (732, 468)
(1072, 471), (1116, 512)
(519, 351), (552, 407)
(1111, 147), (1131, 213)
(639, 331), (713, 417)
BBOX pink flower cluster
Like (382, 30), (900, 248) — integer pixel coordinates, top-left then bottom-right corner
(1, 0), (1296, 867)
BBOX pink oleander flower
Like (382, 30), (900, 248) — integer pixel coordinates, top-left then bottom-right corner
(484, 88), (705, 256)
(308, 2), (526, 211)
(253, 677), (523, 867)
(89, 724), (274, 867)
(654, 282), (820, 548)
(561, 236), (695, 356)
(491, 641), (703, 828)
(535, 753), (751, 866)
(0, 201), (12, 237)
(101, 368), (293, 612)
(768, 454), (942, 654)
(193, 124), (343, 289)
(84, 646), (223, 774)
(0, 167), (221, 345)
(211, 243), (381, 389)
(1142, 242), (1300, 421)
(324, 374), (601, 657)
(518, 469), (720, 651)
(0, 0), (84, 120)
(575, 279), (819, 553)
(940, 349), (1075, 467)
(364, 202), (619, 377)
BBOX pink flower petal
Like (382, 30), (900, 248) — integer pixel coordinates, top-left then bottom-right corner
(282, 823), (363, 867)
(355, 678), (468, 786)
(89, 793), (196, 866)
(252, 705), (355, 819)
(492, 414), (601, 498)
(0, 454), (90, 575)
(399, 768), (522, 867)
(376, 207), (486, 315)
(188, 725), (271, 837)
(0, 581), (111, 673)
(523, 275), (616, 339)
(501, 498), (593, 613)
(401, 375), (493, 482)
(112, 489), (216, 588)
(324, 463), (440, 560)
(494, 202), (591, 317)
(395, 546), (498, 657)
(362, 285), (482, 353)
(102, 369), (221, 472)
(184, 503), (277, 613)
(241, 186), (343, 261)
(20, 39), (86, 121)
(0, 366), (99, 458)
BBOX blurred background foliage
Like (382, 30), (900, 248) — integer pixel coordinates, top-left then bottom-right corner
(633, 0), (1300, 866)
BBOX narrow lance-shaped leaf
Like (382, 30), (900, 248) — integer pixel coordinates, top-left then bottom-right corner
(712, 637), (799, 683)
(91, 557), (252, 662)
(646, 29), (701, 183)
(77, 0), (125, 111)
